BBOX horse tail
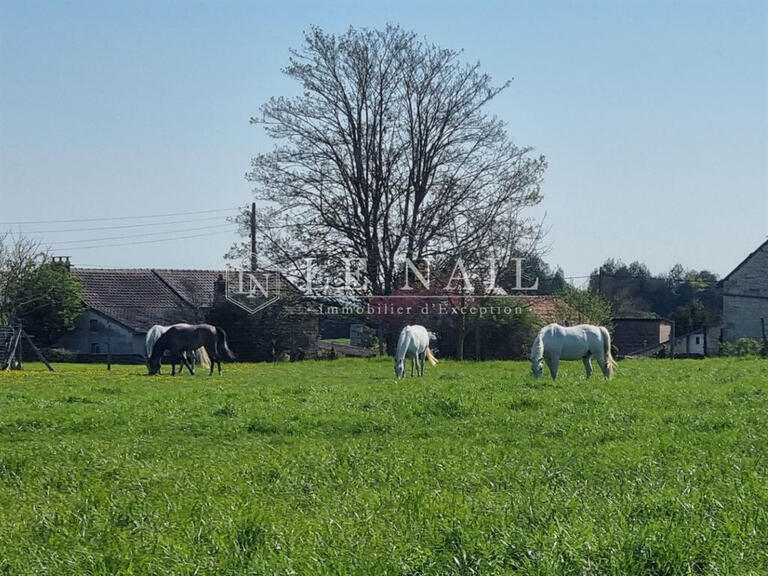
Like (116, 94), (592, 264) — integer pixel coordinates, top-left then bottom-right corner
(425, 347), (438, 366)
(216, 327), (235, 360)
(196, 346), (211, 368)
(600, 326), (617, 379)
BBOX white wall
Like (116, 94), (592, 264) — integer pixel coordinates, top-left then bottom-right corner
(58, 310), (144, 356)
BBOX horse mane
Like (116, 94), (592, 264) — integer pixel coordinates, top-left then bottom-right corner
(395, 326), (410, 363)
(151, 330), (171, 359)
(530, 331), (544, 363)
(145, 325), (168, 359)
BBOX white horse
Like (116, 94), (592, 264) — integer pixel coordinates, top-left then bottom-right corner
(146, 324), (210, 375)
(394, 325), (438, 378)
(530, 323), (616, 380)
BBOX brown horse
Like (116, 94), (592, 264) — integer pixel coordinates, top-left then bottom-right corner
(148, 324), (234, 376)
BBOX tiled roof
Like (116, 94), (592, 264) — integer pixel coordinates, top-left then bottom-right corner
(72, 268), (583, 332)
(513, 296), (587, 324)
(152, 269), (222, 308)
(72, 268), (223, 333)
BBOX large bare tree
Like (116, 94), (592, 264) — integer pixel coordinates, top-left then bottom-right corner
(242, 25), (546, 296)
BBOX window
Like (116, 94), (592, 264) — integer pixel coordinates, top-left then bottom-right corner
(90, 343), (100, 353)
(89, 319), (99, 332)
(695, 336), (700, 345)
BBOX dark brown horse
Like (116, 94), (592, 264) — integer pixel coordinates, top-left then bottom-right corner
(148, 324), (234, 375)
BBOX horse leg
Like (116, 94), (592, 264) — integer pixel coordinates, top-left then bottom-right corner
(216, 342), (223, 375)
(183, 353), (195, 376)
(593, 348), (610, 378)
(410, 356), (414, 377)
(210, 343), (221, 376)
(582, 355), (593, 379)
(547, 355), (560, 380)
(598, 357), (611, 378)
(202, 343), (214, 376)
(420, 351), (426, 376)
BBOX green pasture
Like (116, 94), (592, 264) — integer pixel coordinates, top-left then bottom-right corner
(0, 358), (766, 575)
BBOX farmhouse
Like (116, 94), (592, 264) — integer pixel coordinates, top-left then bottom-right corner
(57, 267), (318, 361)
(57, 268), (226, 358)
(719, 238), (768, 343)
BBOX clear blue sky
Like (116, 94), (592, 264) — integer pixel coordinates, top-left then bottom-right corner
(1, 0), (766, 280)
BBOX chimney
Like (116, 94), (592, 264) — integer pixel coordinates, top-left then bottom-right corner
(51, 256), (71, 270)
(214, 274), (226, 304)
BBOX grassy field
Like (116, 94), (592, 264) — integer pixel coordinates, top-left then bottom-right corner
(0, 358), (766, 575)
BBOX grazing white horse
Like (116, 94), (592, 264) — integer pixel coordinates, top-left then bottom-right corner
(146, 324), (210, 375)
(530, 323), (616, 380)
(395, 325), (438, 378)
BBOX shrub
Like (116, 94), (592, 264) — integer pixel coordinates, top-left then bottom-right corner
(42, 348), (79, 362)
(720, 338), (764, 357)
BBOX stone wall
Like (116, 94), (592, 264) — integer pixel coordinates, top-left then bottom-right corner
(722, 242), (768, 342)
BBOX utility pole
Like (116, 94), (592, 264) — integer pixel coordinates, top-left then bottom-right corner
(598, 267), (603, 295)
(670, 320), (675, 359)
(250, 202), (257, 272)
(106, 321), (111, 371)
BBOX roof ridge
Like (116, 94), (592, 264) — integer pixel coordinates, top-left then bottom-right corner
(151, 270), (198, 309)
(73, 267), (226, 272)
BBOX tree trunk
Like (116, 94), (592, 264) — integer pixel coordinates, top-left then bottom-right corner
(378, 324), (386, 356)
(456, 312), (466, 361)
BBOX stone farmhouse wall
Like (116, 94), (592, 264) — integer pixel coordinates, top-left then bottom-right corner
(722, 241), (768, 342)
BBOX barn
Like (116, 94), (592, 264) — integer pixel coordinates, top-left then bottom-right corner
(611, 317), (672, 357)
(57, 267), (318, 361)
(719, 239), (768, 343)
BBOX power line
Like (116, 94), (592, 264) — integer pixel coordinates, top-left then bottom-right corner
(0, 207), (239, 226)
(563, 273), (720, 286)
(57, 229), (237, 251)
(39, 223), (237, 246)
(13, 214), (235, 234)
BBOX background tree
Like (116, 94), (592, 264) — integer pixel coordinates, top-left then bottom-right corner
(241, 25), (546, 295)
(555, 284), (614, 328)
(0, 234), (84, 347)
(588, 258), (721, 331)
(495, 254), (566, 295)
